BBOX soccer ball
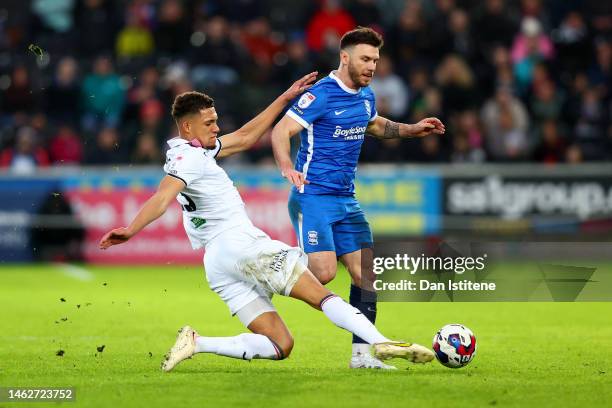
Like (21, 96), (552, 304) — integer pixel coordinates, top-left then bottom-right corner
(433, 324), (477, 368)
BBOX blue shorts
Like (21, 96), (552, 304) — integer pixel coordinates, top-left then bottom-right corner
(288, 190), (373, 256)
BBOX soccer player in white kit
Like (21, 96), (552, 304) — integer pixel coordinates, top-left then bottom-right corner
(99, 72), (434, 371)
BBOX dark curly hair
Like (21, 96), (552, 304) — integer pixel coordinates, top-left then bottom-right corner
(171, 91), (215, 122)
(340, 27), (384, 50)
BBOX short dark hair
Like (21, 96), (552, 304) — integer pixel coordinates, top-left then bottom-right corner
(340, 27), (384, 50)
(171, 91), (215, 122)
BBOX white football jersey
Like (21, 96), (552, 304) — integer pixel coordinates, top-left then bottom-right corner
(163, 137), (253, 249)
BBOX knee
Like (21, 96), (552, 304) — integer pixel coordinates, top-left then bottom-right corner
(276, 335), (294, 359)
(312, 265), (337, 285)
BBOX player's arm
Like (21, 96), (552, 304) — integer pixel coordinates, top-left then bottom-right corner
(216, 72), (317, 159)
(99, 175), (185, 249)
(270, 115), (309, 188)
(366, 116), (445, 139)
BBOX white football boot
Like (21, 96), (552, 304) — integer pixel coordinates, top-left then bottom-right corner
(372, 341), (435, 364)
(161, 325), (198, 372)
(350, 352), (397, 369)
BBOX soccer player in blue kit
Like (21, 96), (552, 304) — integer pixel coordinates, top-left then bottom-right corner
(271, 27), (445, 369)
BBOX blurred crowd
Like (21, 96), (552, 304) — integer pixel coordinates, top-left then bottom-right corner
(0, 0), (611, 172)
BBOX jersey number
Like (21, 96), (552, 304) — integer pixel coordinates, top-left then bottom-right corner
(179, 193), (196, 212)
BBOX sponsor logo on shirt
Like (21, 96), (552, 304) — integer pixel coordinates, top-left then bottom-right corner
(190, 217), (206, 228)
(297, 92), (316, 109)
(333, 125), (367, 140)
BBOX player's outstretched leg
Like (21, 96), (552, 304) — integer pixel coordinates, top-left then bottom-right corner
(289, 265), (434, 365)
(162, 310), (292, 372)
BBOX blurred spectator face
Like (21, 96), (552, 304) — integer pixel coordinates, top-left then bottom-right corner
(140, 99), (163, 127)
(287, 40), (307, 61)
(596, 41), (611, 67)
(97, 128), (119, 151)
(485, 0), (504, 15)
(453, 134), (469, 153)
(449, 9), (469, 34)
(16, 127), (36, 154)
(424, 87), (442, 113)
(422, 135), (440, 155)
(436, 0), (455, 13)
(30, 113), (47, 133)
(323, 0), (342, 12)
(134, 132), (160, 160)
(93, 56), (113, 76)
(573, 73), (589, 93)
(375, 55), (392, 77)
(410, 69), (429, 91)
(521, 0), (542, 16)
(13, 66), (29, 88)
(207, 16), (228, 41)
(542, 120), (558, 144)
(492, 46), (510, 67)
(140, 66), (159, 88)
(56, 57), (78, 85)
(399, 3), (422, 30)
(495, 87), (513, 106)
(159, 0), (183, 23)
(531, 63), (549, 85)
(534, 80), (555, 102)
(85, 0), (103, 8)
(566, 144), (583, 163)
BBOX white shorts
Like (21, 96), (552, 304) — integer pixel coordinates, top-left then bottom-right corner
(203, 225), (308, 317)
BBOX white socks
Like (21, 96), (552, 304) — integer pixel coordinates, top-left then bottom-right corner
(195, 333), (282, 360)
(320, 295), (390, 344)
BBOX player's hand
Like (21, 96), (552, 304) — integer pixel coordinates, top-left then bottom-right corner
(99, 227), (133, 249)
(282, 71), (318, 102)
(412, 117), (445, 137)
(281, 168), (310, 189)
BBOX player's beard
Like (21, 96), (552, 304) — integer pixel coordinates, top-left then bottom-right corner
(348, 61), (372, 87)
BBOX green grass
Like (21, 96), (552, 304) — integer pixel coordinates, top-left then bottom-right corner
(1, 264), (611, 407)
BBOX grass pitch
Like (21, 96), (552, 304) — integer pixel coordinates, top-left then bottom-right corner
(0, 264), (611, 407)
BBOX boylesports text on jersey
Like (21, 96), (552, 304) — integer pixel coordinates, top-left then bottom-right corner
(333, 125), (367, 140)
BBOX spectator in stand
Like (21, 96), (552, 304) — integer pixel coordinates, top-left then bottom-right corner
(0, 126), (49, 173)
(552, 11), (592, 79)
(387, 1), (431, 72)
(448, 8), (476, 63)
(533, 119), (567, 164)
(30, 0), (76, 56)
(273, 37), (317, 86)
(154, 0), (191, 57)
(116, 11), (155, 59)
(74, 0), (120, 58)
(435, 54), (479, 116)
(131, 131), (162, 164)
(529, 78), (565, 130)
(81, 55), (126, 132)
(574, 87), (607, 159)
(450, 110), (485, 163)
(588, 39), (611, 100)
(1, 65), (39, 116)
(45, 57), (80, 126)
(428, 0), (455, 62)
(189, 16), (242, 87)
(481, 86), (530, 160)
(241, 18), (283, 69)
(347, 0), (382, 30)
(306, 0), (355, 52)
(512, 17), (555, 94)
(48, 125), (83, 165)
(85, 127), (126, 164)
(473, 0), (518, 60)
(370, 55), (409, 119)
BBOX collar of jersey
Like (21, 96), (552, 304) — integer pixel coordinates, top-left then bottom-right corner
(167, 137), (197, 148)
(329, 71), (360, 94)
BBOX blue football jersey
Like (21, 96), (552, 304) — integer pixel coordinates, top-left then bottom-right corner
(286, 72), (377, 196)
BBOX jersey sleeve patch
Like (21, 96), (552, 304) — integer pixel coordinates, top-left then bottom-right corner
(287, 86), (327, 128)
(164, 149), (202, 186)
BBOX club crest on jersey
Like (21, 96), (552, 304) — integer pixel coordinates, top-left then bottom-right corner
(307, 230), (318, 245)
(364, 100), (371, 117)
(297, 92), (316, 109)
